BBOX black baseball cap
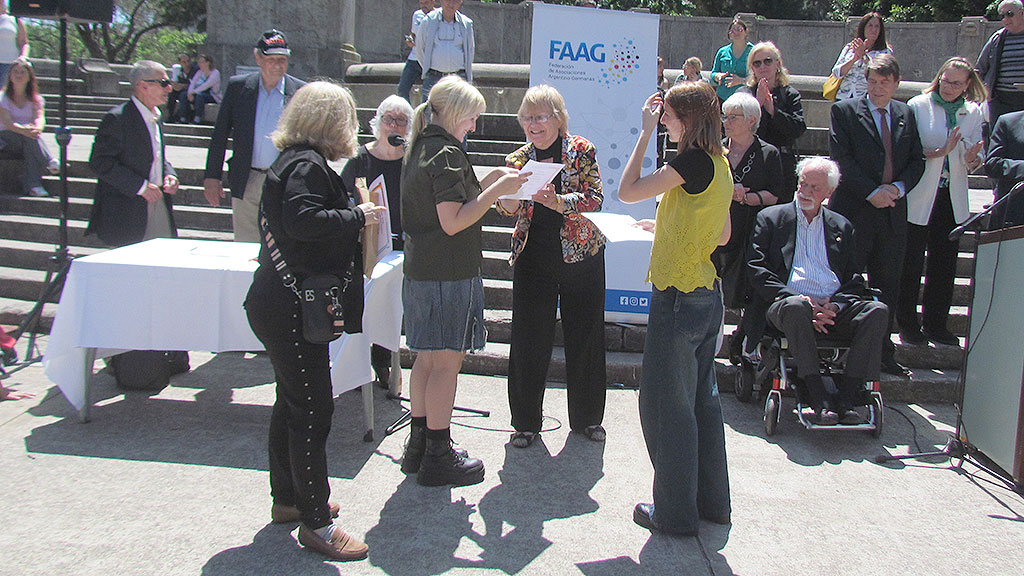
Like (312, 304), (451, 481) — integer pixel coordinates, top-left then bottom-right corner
(257, 29), (291, 56)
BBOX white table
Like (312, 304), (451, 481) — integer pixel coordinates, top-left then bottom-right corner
(43, 239), (405, 437)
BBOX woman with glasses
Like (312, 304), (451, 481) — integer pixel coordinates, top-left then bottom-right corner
(710, 17), (752, 103)
(340, 95), (414, 386)
(831, 12), (893, 101)
(619, 82), (732, 536)
(497, 84), (607, 448)
(739, 41), (805, 200)
(898, 57), (986, 348)
(717, 91), (784, 366)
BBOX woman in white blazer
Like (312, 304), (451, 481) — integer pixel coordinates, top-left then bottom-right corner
(898, 57), (987, 347)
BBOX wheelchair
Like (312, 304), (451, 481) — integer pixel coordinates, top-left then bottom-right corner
(735, 330), (884, 437)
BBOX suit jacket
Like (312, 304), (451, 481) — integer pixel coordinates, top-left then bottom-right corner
(985, 109), (1024, 201)
(203, 71), (305, 199)
(86, 99), (177, 247)
(828, 96), (925, 232)
(745, 203), (874, 342)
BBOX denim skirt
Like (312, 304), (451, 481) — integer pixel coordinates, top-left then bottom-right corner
(403, 276), (487, 352)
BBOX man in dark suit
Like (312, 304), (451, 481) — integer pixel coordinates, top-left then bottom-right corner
(202, 29), (305, 242)
(748, 157), (889, 425)
(87, 60), (178, 248)
(984, 109), (1024, 228)
(828, 54), (925, 376)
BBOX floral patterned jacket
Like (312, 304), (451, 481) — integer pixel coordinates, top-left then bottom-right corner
(497, 134), (606, 265)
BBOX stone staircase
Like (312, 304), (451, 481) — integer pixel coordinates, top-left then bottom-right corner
(0, 62), (977, 402)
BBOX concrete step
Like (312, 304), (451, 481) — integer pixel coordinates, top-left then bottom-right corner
(0, 295), (56, 333)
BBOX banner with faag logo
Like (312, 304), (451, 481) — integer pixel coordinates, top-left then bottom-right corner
(530, 3), (659, 322)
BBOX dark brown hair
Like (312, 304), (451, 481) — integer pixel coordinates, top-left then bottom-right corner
(3, 60), (38, 101)
(856, 12), (888, 52)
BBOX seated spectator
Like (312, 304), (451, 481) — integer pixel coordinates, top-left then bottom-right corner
(166, 54), (196, 123)
(0, 59), (58, 197)
(183, 54), (221, 124)
(675, 56), (703, 84)
(747, 157), (889, 425)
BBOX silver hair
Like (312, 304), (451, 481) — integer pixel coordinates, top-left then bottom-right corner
(796, 156), (841, 191)
(130, 60), (167, 86)
(1000, 0), (1023, 12)
(370, 95), (415, 140)
(721, 91), (762, 132)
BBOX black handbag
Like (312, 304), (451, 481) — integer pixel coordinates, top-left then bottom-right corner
(260, 213), (362, 343)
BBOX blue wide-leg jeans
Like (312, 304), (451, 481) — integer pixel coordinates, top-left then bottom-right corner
(639, 283), (731, 534)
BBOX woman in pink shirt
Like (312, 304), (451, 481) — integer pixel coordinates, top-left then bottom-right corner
(183, 54), (221, 124)
(0, 59), (57, 196)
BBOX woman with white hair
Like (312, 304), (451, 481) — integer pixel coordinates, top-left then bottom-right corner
(244, 81), (386, 562)
(718, 91), (784, 365)
(400, 75), (527, 486)
(341, 94), (415, 386)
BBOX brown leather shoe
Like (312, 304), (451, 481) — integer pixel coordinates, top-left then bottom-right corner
(271, 501), (340, 524)
(297, 523), (368, 561)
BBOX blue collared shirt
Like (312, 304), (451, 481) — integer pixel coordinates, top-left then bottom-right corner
(251, 76), (286, 170)
(787, 205), (841, 302)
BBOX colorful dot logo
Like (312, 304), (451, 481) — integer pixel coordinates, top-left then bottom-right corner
(599, 39), (640, 87)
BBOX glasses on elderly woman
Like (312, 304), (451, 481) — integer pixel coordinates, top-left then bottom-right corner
(521, 113), (554, 125)
(939, 78), (967, 89)
(721, 114), (745, 123)
(381, 115), (408, 127)
(751, 57), (774, 69)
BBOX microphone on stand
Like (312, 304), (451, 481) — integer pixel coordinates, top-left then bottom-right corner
(949, 180), (1024, 240)
(387, 134), (407, 148)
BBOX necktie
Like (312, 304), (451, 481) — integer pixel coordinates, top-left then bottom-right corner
(877, 107), (893, 184)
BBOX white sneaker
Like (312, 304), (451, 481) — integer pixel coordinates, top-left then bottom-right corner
(28, 186), (48, 197)
(46, 160), (60, 175)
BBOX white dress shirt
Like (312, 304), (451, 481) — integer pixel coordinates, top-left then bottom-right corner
(787, 206), (841, 302)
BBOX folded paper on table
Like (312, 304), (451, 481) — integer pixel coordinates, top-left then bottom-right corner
(581, 212), (655, 243)
(500, 159), (564, 200)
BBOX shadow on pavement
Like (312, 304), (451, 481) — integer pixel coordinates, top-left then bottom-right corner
(200, 523), (341, 575)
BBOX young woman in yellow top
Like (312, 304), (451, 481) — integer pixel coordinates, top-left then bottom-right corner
(618, 81), (733, 536)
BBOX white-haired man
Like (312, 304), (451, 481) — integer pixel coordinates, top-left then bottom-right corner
(747, 157), (889, 425)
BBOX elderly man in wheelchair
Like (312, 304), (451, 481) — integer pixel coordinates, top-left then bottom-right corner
(746, 157), (889, 428)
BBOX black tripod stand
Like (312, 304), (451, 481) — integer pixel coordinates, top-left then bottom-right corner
(381, 352), (491, 437)
(875, 187), (1024, 496)
(3, 17), (74, 377)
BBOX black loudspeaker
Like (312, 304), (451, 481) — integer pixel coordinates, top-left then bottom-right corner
(10, 0), (114, 23)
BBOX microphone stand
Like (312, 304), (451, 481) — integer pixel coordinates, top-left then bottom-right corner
(948, 180), (1024, 241)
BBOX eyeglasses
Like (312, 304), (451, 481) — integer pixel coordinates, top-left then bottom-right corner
(142, 78), (172, 88)
(721, 114), (745, 122)
(751, 57), (774, 68)
(521, 113), (554, 125)
(939, 78), (967, 89)
(1001, 9), (1017, 18)
(381, 115), (408, 127)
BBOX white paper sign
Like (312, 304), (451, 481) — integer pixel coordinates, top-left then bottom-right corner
(582, 212), (654, 243)
(501, 159), (564, 200)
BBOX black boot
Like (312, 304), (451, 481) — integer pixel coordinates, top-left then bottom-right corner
(400, 422), (426, 474)
(417, 435), (485, 487)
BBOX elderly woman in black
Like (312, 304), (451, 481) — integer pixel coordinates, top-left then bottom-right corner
(739, 41), (805, 199)
(244, 81), (386, 562)
(717, 91), (784, 365)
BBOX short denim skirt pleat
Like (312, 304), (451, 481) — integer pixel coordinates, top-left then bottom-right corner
(403, 276), (487, 352)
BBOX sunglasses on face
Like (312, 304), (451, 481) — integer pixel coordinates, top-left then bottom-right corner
(1002, 10), (1017, 18)
(142, 78), (172, 88)
(751, 57), (774, 69)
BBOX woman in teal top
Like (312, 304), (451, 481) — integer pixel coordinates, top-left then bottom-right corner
(710, 16), (752, 102)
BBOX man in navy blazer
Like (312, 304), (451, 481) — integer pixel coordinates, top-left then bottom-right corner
(984, 109), (1024, 228)
(202, 29), (305, 242)
(748, 157), (889, 425)
(828, 54), (924, 376)
(87, 61), (178, 248)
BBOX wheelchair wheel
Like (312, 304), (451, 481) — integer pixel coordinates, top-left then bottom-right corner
(764, 395), (779, 436)
(870, 395), (884, 438)
(735, 358), (754, 403)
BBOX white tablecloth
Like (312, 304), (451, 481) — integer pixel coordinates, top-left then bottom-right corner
(43, 239), (404, 417)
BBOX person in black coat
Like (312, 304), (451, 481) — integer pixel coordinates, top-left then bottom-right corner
(984, 109), (1024, 228)
(86, 60), (178, 248)
(828, 54), (925, 376)
(244, 81), (386, 562)
(748, 157), (889, 425)
(738, 41), (806, 201)
(202, 30), (305, 242)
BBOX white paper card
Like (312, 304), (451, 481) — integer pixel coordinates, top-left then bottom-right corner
(500, 160), (564, 200)
(582, 212), (655, 243)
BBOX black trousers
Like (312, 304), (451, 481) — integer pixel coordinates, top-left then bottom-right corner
(847, 211), (906, 360)
(897, 186), (958, 334)
(767, 296), (888, 410)
(246, 274), (335, 529)
(508, 244), (606, 433)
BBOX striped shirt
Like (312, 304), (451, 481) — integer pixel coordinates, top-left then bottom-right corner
(787, 207), (840, 302)
(996, 31), (1024, 93)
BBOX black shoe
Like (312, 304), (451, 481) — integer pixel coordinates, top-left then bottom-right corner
(881, 358), (911, 377)
(839, 409), (865, 425)
(815, 409), (839, 426)
(372, 362), (390, 389)
(633, 503), (698, 536)
(899, 327), (926, 346)
(401, 423), (468, 473)
(417, 436), (485, 487)
(923, 327), (960, 347)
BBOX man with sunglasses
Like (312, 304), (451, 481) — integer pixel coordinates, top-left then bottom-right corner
(87, 60), (178, 247)
(976, 0), (1024, 127)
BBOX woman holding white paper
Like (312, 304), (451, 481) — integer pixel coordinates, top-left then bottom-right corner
(497, 84), (608, 448)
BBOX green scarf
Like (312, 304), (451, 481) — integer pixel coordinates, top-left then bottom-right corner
(931, 90), (965, 129)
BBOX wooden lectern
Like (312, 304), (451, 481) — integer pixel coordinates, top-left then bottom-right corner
(961, 225), (1024, 485)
